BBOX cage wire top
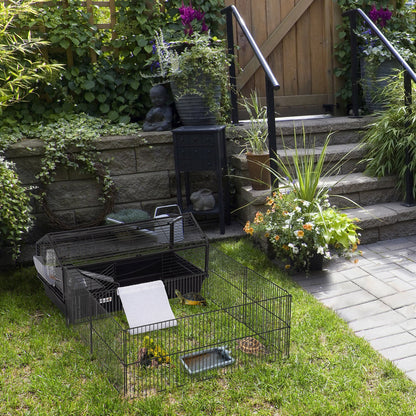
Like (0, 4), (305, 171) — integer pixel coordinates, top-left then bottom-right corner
(36, 213), (207, 266)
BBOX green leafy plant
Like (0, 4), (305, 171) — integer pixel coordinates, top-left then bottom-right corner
(244, 130), (361, 271)
(239, 90), (268, 154)
(151, 29), (230, 122)
(0, 0), (62, 110)
(2, 0), (226, 123)
(334, 0), (416, 110)
(244, 191), (360, 272)
(0, 157), (33, 259)
(138, 335), (170, 367)
(0, 0), (62, 258)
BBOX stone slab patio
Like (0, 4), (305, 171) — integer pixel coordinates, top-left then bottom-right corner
(291, 235), (416, 383)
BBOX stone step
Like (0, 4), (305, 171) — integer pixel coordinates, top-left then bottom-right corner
(236, 171), (402, 215)
(343, 202), (416, 244)
(230, 143), (369, 194)
(325, 173), (401, 208)
(274, 142), (367, 174)
(228, 115), (372, 149)
(237, 187), (414, 244)
(235, 172), (408, 242)
(231, 115), (415, 243)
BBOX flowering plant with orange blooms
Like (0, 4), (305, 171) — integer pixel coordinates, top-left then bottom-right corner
(244, 190), (361, 271)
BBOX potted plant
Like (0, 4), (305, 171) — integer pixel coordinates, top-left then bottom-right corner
(149, 3), (230, 125)
(243, 132), (361, 272)
(335, 1), (416, 112)
(359, 4), (416, 111)
(239, 91), (270, 190)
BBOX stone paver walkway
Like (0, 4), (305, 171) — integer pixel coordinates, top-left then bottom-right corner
(291, 235), (416, 382)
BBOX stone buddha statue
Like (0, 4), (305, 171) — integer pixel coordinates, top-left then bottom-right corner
(143, 85), (172, 132)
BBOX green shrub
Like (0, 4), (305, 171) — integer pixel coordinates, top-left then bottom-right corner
(2, 0), (226, 124)
(0, 157), (33, 259)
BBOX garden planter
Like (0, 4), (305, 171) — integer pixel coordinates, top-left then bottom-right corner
(305, 252), (324, 272)
(246, 152), (271, 190)
(361, 58), (400, 113)
(170, 77), (221, 126)
(271, 252), (324, 274)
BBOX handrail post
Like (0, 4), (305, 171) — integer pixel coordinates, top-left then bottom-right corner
(224, 7), (239, 124)
(403, 71), (414, 206)
(221, 4), (280, 189)
(348, 12), (360, 117)
(266, 76), (277, 187)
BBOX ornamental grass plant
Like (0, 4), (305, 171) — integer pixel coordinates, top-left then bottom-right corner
(362, 73), (416, 200)
(239, 90), (269, 155)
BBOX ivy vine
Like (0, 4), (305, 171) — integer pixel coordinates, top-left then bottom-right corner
(2, 114), (142, 230)
(0, 157), (33, 259)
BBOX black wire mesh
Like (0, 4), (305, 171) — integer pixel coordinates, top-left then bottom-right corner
(72, 247), (292, 397)
(34, 216), (291, 397)
(34, 213), (209, 324)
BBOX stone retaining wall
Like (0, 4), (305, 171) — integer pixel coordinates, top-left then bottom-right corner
(5, 131), (242, 251)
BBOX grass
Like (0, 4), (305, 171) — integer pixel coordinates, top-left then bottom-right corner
(1, 238), (416, 415)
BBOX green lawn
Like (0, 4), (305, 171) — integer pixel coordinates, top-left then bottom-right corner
(1, 238), (416, 415)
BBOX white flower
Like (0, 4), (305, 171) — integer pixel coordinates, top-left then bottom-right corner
(302, 200), (310, 207)
(317, 246), (324, 255)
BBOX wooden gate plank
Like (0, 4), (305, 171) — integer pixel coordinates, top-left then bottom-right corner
(266, 0), (284, 96)
(281, 0), (297, 96)
(297, 7), (312, 95)
(238, 0), (315, 89)
(252, 0), (268, 96)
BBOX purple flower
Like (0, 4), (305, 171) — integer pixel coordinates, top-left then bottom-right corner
(179, 1), (209, 36)
(369, 4), (392, 28)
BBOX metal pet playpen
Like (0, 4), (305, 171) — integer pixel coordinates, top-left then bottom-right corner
(34, 213), (292, 397)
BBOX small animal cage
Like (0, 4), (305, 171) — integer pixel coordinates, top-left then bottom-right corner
(34, 213), (209, 324)
(34, 214), (292, 397)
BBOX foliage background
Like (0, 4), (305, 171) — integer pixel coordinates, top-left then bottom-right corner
(334, 0), (416, 109)
(2, 0), (226, 125)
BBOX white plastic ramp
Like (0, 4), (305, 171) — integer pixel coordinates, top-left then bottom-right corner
(117, 280), (177, 335)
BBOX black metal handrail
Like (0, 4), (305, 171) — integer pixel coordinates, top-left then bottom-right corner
(344, 8), (415, 206)
(221, 5), (280, 185)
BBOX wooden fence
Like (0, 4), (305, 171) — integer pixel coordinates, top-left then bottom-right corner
(224, 0), (344, 116)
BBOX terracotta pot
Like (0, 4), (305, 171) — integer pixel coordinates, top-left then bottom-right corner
(246, 152), (270, 190)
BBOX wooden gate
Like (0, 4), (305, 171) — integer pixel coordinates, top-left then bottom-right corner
(224, 0), (343, 116)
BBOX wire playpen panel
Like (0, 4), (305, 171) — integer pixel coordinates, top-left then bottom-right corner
(34, 215), (291, 397)
(73, 247), (291, 397)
